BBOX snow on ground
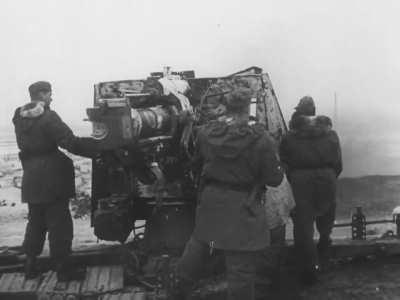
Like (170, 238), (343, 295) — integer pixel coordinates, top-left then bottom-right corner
(0, 155), (119, 252)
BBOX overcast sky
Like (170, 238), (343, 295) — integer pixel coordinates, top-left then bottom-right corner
(1, 0), (399, 176)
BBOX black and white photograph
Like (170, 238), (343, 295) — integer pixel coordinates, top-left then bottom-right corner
(0, 1), (400, 299)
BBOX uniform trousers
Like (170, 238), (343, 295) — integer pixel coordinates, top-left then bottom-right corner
(177, 237), (269, 300)
(23, 199), (73, 261)
(290, 169), (336, 270)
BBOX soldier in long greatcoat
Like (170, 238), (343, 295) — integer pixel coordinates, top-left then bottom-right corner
(12, 81), (98, 281)
(280, 114), (342, 285)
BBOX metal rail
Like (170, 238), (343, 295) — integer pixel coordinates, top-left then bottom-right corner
(333, 206), (400, 240)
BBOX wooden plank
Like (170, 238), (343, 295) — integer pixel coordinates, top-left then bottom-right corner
(37, 271), (51, 293)
(37, 271), (59, 300)
(54, 277), (82, 299)
(36, 270), (82, 299)
(8, 272), (25, 292)
(81, 265), (124, 296)
(88, 266), (101, 292)
(54, 281), (68, 292)
(79, 268), (91, 293)
(64, 280), (81, 294)
(81, 266), (101, 294)
(0, 273), (16, 292)
(0, 272), (41, 298)
(108, 266), (123, 291)
(38, 271), (58, 293)
(22, 276), (41, 292)
(0, 245), (122, 274)
(97, 266), (111, 293)
(0, 263), (24, 273)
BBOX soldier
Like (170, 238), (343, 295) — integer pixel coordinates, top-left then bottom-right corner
(289, 96), (316, 130)
(176, 86), (284, 300)
(12, 81), (98, 281)
(280, 113), (342, 285)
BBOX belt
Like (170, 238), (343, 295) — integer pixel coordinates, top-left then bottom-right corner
(19, 148), (58, 160)
(203, 178), (253, 192)
(291, 166), (333, 171)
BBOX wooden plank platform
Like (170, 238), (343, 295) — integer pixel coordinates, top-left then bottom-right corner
(0, 244), (123, 275)
(0, 265), (125, 300)
(0, 272), (40, 298)
(81, 265), (124, 296)
(37, 271), (82, 300)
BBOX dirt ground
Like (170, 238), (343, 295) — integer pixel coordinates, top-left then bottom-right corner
(299, 261), (400, 300)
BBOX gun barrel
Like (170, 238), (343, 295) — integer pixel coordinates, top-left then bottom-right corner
(131, 106), (175, 139)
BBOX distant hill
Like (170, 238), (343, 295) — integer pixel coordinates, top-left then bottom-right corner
(336, 175), (400, 220)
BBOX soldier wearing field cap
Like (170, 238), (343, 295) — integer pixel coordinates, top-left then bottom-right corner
(289, 96), (316, 130)
(12, 81), (98, 281)
(175, 85), (284, 300)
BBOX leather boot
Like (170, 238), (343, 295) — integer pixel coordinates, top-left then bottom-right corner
(317, 237), (332, 271)
(317, 237), (332, 256)
(24, 256), (39, 279)
(299, 265), (319, 286)
(56, 258), (86, 282)
(170, 274), (195, 300)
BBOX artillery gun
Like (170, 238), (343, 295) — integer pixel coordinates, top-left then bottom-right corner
(86, 66), (287, 253)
